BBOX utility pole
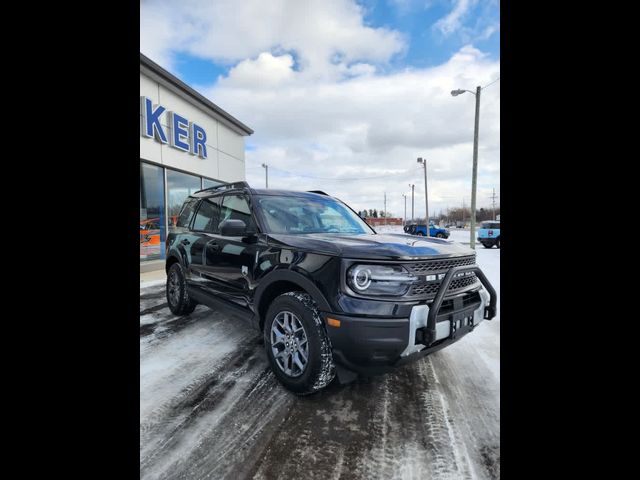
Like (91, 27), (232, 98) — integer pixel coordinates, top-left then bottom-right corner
(490, 188), (498, 220)
(451, 85), (483, 249)
(384, 192), (387, 226)
(402, 194), (407, 226)
(261, 163), (269, 188)
(469, 85), (481, 249)
(417, 158), (429, 236)
(409, 184), (415, 223)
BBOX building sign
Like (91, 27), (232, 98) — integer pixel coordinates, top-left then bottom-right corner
(140, 96), (208, 159)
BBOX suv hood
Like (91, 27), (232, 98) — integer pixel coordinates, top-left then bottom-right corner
(266, 233), (473, 260)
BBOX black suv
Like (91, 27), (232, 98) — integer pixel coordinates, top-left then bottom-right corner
(165, 182), (497, 394)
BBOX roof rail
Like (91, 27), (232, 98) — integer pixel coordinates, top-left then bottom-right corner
(194, 181), (251, 194)
(307, 190), (329, 196)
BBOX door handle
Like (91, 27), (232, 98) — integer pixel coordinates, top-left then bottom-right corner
(181, 239), (191, 245)
(207, 242), (220, 251)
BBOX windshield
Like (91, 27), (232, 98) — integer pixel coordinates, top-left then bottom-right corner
(255, 195), (374, 235)
(481, 222), (500, 229)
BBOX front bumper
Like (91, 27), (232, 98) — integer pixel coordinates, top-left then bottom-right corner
(478, 237), (497, 246)
(324, 265), (497, 375)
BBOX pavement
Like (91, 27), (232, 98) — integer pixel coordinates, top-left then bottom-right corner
(140, 239), (500, 480)
(140, 269), (167, 289)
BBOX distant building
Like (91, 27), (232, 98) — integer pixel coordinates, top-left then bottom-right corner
(364, 217), (403, 226)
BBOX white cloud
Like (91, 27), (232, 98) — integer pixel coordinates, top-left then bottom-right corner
(222, 52), (296, 88)
(140, 0), (405, 80)
(140, 0), (499, 218)
(434, 0), (478, 36)
(206, 44), (499, 217)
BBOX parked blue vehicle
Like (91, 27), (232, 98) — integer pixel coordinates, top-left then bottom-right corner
(477, 221), (500, 248)
(404, 223), (450, 239)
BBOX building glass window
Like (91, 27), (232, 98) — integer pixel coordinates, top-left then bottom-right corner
(167, 169), (202, 232)
(203, 178), (224, 189)
(140, 162), (165, 261)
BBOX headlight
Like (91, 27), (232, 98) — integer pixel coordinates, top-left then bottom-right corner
(347, 264), (416, 296)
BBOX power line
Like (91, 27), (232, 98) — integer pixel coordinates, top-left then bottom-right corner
(482, 77), (500, 90)
(247, 165), (422, 181)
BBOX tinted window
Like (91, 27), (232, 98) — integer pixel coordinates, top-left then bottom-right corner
(481, 222), (500, 229)
(220, 194), (255, 231)
(176, 198), (198, 228)
(192, 197), (222, 233)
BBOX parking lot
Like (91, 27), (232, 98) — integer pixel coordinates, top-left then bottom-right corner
(140, 234), (500, 480)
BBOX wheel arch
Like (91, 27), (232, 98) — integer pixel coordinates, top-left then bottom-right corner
(254, 270), (331, 332)
(165, 253), (181, 273)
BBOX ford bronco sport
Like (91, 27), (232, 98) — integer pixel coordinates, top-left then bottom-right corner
(165, 182), (497, 394)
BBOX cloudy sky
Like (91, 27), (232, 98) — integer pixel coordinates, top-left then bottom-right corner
(141, 0), (500, 219)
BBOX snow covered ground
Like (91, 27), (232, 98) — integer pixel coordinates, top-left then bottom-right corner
(140, 231), (500, 480)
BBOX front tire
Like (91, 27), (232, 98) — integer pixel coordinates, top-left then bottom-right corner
(166, 262), (196, 315)
(264, 292), (336, 395)
(482, 242), (492, 248)
(436, 233), (445, 238)
(496, 238), (501, 248)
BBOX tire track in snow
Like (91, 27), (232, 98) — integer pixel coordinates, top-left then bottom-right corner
(139, 282), (500, 480)
(429, 346), (500, 480)
(141, 355), (293, 480)
(141, 338), (263, 475)
(415, 357), (475, 479)
(140, 287), (295, 480)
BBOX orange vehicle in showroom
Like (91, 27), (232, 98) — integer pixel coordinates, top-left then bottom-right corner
(140, 218), (161, 247)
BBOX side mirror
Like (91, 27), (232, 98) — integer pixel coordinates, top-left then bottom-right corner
(219, 219), (247, 236)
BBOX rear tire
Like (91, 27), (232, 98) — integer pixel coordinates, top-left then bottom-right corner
(264, 292), (336, 395)
(496, 238), (501, 248)
(482, 242), (492, 248)
(166, 262), (197, 315)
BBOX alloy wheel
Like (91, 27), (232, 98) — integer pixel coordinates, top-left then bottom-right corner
(168, 270), (180, 306)
(270, 311), (309, 378)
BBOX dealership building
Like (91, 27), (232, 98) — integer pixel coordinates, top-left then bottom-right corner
(140, 53), (253, 271)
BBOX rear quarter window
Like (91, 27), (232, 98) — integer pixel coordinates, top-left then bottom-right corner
(176, 198), (198, 228)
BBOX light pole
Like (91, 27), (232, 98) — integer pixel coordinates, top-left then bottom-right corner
(409, 184), (415, 223)
(402, 194), (407, 227)
(384, 192), (387, 226)
(261, 163), (269, 188)
(417, 157), (429, 237)
(452, 86), (481, 249)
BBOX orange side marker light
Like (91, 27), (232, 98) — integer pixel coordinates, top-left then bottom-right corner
(326, 317), (341, 328)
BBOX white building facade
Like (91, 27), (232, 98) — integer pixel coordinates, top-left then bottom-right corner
(140, 53), (253, 270)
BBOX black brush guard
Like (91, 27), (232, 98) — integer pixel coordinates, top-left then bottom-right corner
(423, 265), (497, 345)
